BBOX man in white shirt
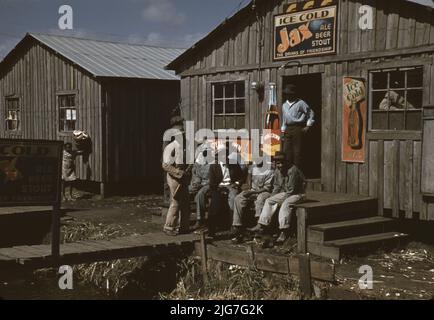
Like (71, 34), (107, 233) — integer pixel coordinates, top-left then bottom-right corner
(206, 146), (246, 237)
(281, 84), (315, 167)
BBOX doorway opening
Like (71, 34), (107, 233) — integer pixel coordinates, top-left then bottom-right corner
(282, 73), (322, 179)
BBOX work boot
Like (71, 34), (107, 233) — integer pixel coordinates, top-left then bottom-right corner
(275, 229), (290, 245)
(230, 226), (244, 244)
(248, 224), (264, 234)
(192, 219), (206, 231)
(163, 229), (178, 236)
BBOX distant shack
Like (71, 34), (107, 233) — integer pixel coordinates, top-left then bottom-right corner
(0, 33), (183, 196)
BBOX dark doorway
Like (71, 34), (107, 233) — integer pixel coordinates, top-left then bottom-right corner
(282, 74), (322, 179)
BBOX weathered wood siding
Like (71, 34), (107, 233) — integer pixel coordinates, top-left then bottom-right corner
(102, 79), (179, 189)
(172, 0), (434, 220)
(176, 0), (434, 75)
(0, 39), (103, 182)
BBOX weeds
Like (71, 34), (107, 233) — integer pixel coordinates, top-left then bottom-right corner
(162, 257), (302, 300)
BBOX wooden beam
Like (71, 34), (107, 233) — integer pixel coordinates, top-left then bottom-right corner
(177, 46), (434, 77)
(51, 203), (61, 259)
(298, 254), (313, 297)
(297, 208), (307, 254)
(367, 131), (422, 141)
(194, 243), (335, 282)
(199, 231), (208, 283)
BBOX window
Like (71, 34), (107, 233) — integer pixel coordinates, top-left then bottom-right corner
(5, 97), (20, 131)
(370, 67), (423, 131)
(212, 82), (245, 130)
(58, 94), (77, 132)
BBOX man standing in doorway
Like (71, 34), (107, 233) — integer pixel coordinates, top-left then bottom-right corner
(281, 84), (315, 167)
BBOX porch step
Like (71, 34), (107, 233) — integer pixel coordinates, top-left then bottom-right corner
(307, 217), (396, 243)
(300, 198), (378, 225)
(307, 232), (409, 260)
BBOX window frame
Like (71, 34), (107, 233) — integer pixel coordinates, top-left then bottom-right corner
(211, 81), (246, 131)
(4, 95), (21, 132)
(57, 91), (78, 133)
(368, 66), (424, 132)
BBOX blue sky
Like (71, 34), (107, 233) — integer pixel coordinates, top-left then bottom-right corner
(0, 0), (433, 59)
(0, 0), (247, 58)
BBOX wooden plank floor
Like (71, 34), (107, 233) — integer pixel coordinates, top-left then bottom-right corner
(297, 191), (376, 209)
(0, 233), (201, 268)
(0, 206), (52, 216)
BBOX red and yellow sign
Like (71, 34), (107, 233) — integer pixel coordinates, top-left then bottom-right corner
(274, 0), (338, 60)
(0, 139), (63, 206)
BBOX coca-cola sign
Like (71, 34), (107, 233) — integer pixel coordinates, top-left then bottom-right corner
(342, 77), (367, 163)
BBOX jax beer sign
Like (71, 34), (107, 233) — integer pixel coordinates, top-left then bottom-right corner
(274, 0), (338, 60)
(0, 139), (63, 206)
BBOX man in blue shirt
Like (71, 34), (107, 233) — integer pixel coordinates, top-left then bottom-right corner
(281, 84), (315, 167)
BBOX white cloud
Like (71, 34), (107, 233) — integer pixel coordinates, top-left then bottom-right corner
(182, 32), (205, 47)
(48, 28), (89, 39)
(124, 32), (203, 49)
(142, 0), (186, 26)
(145, 32), (165, 46)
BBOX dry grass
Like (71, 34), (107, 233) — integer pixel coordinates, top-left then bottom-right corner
(161, 257), (303, 300)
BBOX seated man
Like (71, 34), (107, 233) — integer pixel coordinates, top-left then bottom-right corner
(379, 90), (415, 110)
(231, 161), (274, 243)
(207, 146), (246, 237)
(189, 144), (212, 230)
(250, 152), (306, 244)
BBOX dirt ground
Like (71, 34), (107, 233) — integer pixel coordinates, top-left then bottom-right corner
(62, 192), (434, 300)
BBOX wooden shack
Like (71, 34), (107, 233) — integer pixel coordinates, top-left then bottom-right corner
(167, 0), (434, 223)
(0, 33), (182, 196)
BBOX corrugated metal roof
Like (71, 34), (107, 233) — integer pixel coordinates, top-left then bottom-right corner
(30, 33), (184, 80)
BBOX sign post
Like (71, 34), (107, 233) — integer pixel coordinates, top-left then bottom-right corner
(0, 139), (63, 257)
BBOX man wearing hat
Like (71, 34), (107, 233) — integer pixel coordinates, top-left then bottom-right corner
(189, 139), (213, 230)
(281, 84), (315, 167)
(162, 118), (191, 236)
(249, 152), (306, 244)
(230, 159), (274, 243)
(206, 143), (246, 237)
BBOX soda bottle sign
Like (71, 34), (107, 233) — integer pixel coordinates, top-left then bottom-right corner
(263, 83), (281, 156)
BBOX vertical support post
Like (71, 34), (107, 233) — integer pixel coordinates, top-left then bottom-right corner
(100, 182), (106, 199)
(298, 253), (312, 298)
(51, 203), (61, 258)
(199, 231), (208, 284)
(246, 244), (256, 269)
(297, 208), (307, 253)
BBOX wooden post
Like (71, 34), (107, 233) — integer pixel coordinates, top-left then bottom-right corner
(199, 231), (208, 284)
(100, 182), (106, 199)
(298, 253), (312, 298)
(51, 203), (61, 258)
(297, 208), (307, 253)
(246, 244), (256, 269)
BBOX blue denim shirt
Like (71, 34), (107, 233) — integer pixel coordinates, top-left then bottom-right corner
(281, 99), (315, 132)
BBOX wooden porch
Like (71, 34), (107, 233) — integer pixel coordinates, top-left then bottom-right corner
(295, 192), (409, 260)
